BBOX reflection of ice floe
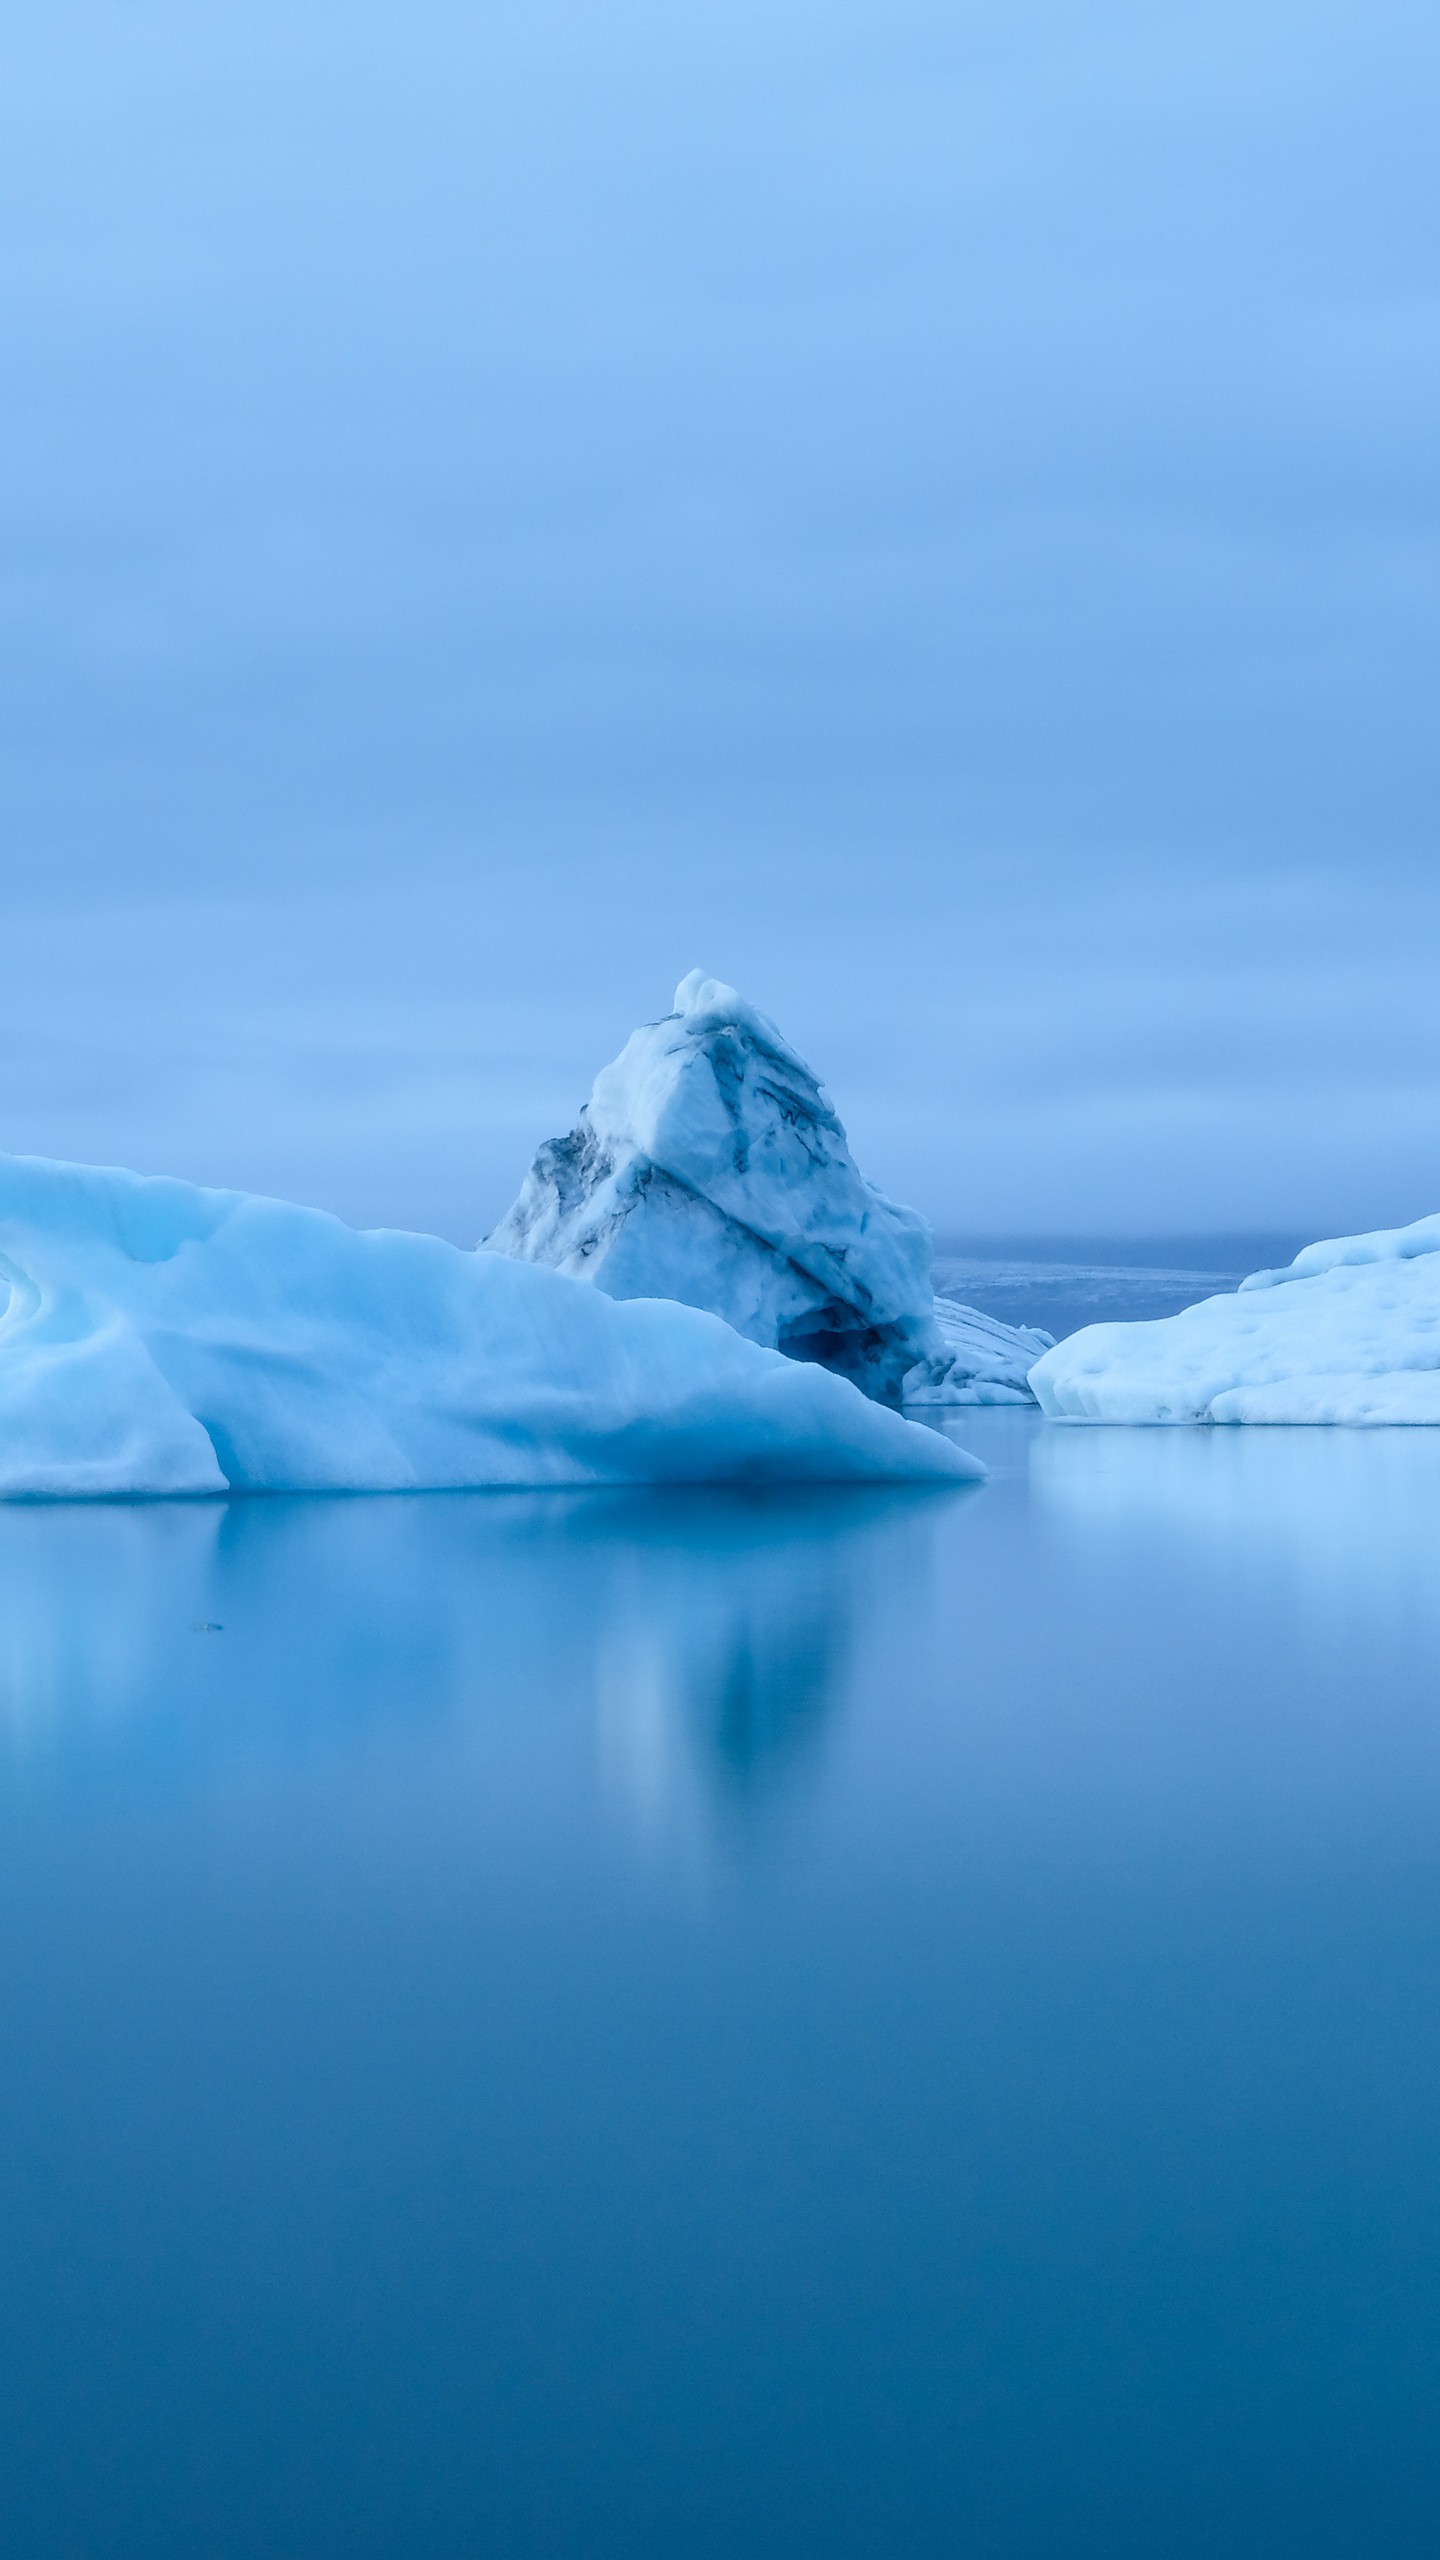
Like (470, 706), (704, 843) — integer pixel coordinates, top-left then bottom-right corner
(1030, 1422), (1440, 1625)
(0, 1485), (961, 1831)
(0, 1501), (223, 1750)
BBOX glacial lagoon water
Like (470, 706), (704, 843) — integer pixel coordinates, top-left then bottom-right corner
(2, 1409), (1440, 2555)
(931, 1233), (1311, 1342)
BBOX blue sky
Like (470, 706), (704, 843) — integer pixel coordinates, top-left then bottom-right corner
(3, 0), (1437, 1238)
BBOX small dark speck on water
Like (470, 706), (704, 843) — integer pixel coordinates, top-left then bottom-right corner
(189, 1622), (224, 1634)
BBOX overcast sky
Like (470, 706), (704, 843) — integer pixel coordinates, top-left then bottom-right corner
(3, 0), (1437, 1240)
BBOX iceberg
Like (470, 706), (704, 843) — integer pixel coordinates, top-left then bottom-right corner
(0, 1151), (981, 1497)
(486, 970), (1049, 1406)
(1029, 1213), (1440, 1425)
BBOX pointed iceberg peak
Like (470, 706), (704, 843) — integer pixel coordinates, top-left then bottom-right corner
(673, 967), (745, 1021)
(486, 976), (1051, 1409)
(669, 969), (808, 1073)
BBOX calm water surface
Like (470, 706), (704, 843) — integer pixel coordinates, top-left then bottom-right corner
(2, 1415), (1439, 2556)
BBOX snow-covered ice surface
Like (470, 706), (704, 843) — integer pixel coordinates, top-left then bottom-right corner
(0, 1152), (980, 1496)
(487, 971), (1046, 1406)
(1030, 1213), (1440, 1424)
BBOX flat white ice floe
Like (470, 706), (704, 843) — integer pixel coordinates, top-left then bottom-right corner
(1030, 1213), (1440, 1424)
(486, 970), (1048, 1407)
(0, 1152), (982, 1496)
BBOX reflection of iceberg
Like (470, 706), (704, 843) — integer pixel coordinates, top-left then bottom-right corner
(1031, 1214), (1440, 1424)
(0, 1150), (977, 1494)
(599, 1593), (836, 1808)
(486, 971), (1047, 1407)
(595, 1490), (912, 1816)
